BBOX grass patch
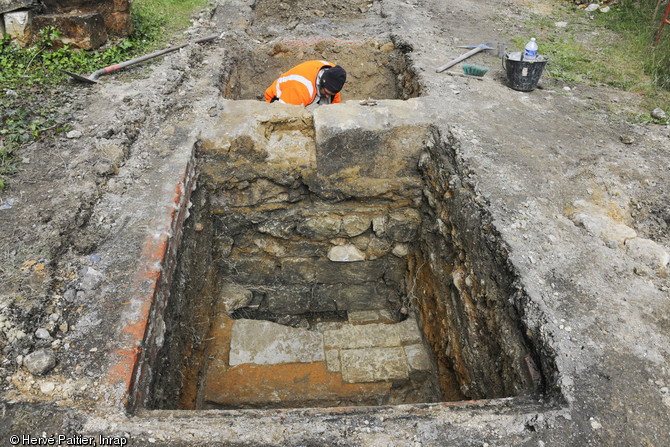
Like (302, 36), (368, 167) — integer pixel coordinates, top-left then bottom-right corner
(133, 0), (210, 45)
(0, 0), (209, 190)
(508, 0), (670, 112)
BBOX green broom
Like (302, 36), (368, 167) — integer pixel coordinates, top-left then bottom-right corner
(463, 64), (489, 78)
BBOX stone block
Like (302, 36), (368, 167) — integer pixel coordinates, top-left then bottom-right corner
(256, 216), (296, 239)
(348, 310), (386, 323)
(199, 101), (316, 186)
(278, 258), (317, 284)
(219, 282), (253, 314)
(325, 349), (340, 372)
(342, 215), (371, 237)
(315, 258), (389, 284)
(310, 101), (428, 198)
(404, 344), (433, 372)
(217, 179), (289, 208)
(3, 9), (31, 46)
(397, 315), (423, 345)
(265, 287), (322, 314)
(0, 0), (33, 15)
(229, 319), (325, 366)
(219, 258), (279, 285)
(372, 215), (386, 236)
(392, 243), (409, 257)
(340, 347), (408, 383)
(324, 323), (401, 349)
(33, 13), (108, 49)
(105, 10), (131, 36)
(253, 236), (327, 259)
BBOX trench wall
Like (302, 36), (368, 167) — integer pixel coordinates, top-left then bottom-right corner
(412, 127), (544, 400)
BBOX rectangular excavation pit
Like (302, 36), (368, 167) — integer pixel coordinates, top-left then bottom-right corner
(145, 100), (550, 411)
(220, 39), (420, 101)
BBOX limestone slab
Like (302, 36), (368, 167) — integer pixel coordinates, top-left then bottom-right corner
(340, 347), (408, 383)
(324, 323), (401, 349)
(229, 319), (325, 366)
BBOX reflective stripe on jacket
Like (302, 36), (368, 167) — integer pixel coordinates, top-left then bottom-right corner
(265, 60), (342, 105)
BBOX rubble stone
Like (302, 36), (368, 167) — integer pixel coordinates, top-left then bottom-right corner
(327, 244), (366, 262)
(219, 283), (253, 314)
(23, 348), (56, 375)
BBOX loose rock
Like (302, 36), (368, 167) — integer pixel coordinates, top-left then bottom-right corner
(35, 328), (51, 340)
(23, 349), (57, 375)
(651, 108), (667, 120)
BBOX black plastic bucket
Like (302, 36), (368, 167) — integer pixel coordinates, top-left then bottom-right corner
(504, 52), (548, 92)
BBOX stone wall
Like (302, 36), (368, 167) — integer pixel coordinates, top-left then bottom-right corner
(198, 101), (427, 320)
(1, 0), (131, 49)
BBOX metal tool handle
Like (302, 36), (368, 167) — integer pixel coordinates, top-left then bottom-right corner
(90, 34), (218, 81)
(436, 45), (486, 73)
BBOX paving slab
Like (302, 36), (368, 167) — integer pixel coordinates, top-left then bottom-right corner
(323, 322), (401, 349)
(340, 347), (409, 383)
(229, 319), (325, 366)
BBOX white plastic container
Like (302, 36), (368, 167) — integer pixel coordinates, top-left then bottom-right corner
(523, 37), (538, 61)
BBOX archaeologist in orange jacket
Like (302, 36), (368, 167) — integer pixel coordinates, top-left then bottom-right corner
(265, 60), (347, 106)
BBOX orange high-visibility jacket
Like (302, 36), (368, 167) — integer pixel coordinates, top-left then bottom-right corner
(265, 60), (341, 105)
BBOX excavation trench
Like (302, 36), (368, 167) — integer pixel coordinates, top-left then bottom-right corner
(220, 38), (420, 101)
(145, 97), (548, 410)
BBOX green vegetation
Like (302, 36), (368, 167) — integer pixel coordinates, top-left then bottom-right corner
(0, 0), (208, 189)
(513, 0), (670, 112)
